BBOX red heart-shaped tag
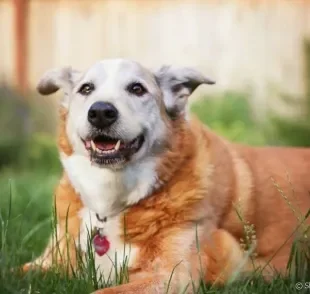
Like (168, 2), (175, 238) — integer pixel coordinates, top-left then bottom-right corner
(93, 234), (110, 256)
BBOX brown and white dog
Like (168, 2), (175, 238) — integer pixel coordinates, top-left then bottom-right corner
(23, 59), (310, 293)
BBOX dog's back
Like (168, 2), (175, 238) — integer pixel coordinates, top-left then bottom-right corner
(212, 134), (310, 273)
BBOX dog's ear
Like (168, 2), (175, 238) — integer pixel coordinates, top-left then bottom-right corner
(37, 67), (82, 107)
(155, 66), (215, 118)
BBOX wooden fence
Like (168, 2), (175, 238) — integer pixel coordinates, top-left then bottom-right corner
(1, 0), (310, 116)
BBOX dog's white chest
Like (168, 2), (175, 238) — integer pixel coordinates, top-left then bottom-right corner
(78, 208), (138, 282)
(61, 154), (126, 215)
(61, 153), (158, 280)
(61, 153), (158, 214)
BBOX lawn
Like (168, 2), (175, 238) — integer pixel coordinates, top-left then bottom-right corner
(1, 170), (309, 293)
(0, 94), (309, 293)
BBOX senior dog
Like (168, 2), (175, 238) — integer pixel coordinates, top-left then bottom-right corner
(23, 59), (310, 293)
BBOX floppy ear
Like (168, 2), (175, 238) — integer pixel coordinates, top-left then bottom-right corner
(37, 67), (82, 108)
(155, 65), (215, 119)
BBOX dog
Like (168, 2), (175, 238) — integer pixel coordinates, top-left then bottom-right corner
(22, 59), (310, 293)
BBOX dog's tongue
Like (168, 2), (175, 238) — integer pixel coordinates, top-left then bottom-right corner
(95, 142), (116, 151)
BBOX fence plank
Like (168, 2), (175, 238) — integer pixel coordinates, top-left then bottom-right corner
(1, 0), (310, 114)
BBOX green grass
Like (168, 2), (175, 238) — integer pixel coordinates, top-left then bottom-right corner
(0, 95), (310, 293)
(0, 171), (95, 293)
(0, 172), (309, 293)
(191, 92), (268, 146)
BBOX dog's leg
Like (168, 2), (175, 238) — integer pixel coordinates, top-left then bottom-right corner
(250, 243), (294, 280)
(22, 174), (83, 274)
(203, 229), (247, 284)
(22, 219), (79, 273)
(92, 229), (246, 294)
(206, 230), (293, 282)
(92, 275), (165, 294)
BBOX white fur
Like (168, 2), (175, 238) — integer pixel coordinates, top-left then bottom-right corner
(78, 207), (139, 283)
(61, 151), (157, 280)
(61, 152), (158, 216)
(64, 59), (167, 162)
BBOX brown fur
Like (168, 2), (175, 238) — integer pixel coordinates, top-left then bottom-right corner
(23, 106), (310, 293)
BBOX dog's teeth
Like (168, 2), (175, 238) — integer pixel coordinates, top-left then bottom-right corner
(114, 140), (121, 151)
(133, 139), (139, 148)
(90, 140), (96, 151)
(96, 147), (102, 153)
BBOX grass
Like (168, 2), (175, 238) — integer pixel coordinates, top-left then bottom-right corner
(1, 168), (309, 293)
(0, 95), (310, 293)
(0, 171), (94, 293)
(0, 172), (309, 293)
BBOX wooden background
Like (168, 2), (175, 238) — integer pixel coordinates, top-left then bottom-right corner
(1, 0), (310, 116)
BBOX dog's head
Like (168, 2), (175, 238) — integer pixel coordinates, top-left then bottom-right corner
(38, 59), (214, 168)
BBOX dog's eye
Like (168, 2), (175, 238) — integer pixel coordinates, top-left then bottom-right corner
(171, 84), (183, 93)
(78, 83), (95, 96)
(127, 82), (147, 96)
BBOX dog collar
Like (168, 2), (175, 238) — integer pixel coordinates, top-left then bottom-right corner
(92, 207), (128, 256)
(92, 214), (110, 256)
(92, 228), (110, 256)
(96, 213), (107, 222)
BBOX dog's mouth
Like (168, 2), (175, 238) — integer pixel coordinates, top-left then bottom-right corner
(83, 134), (144, 166)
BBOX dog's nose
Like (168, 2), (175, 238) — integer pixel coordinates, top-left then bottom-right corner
(88, 102), (118, 128)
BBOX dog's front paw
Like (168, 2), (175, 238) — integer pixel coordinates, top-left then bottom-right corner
(91, 276), (164, 294)
(20, 260), (50, 273)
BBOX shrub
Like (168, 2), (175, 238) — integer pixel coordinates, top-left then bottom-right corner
(267, 39), (310, 147)
(191, 92), (268, 146)
(0, 86), (59, 172)
(0, 86), (28, 168)
(21, 133), (61, 174)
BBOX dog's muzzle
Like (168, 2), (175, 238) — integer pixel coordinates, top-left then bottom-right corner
(82, 102), (144, 166)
